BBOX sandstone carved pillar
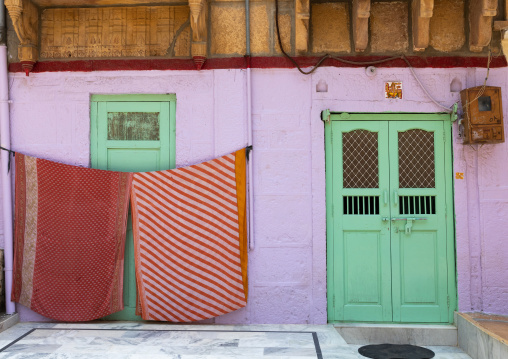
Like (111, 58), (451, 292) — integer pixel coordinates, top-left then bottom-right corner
(352, 0), (370, 52)
(412, 0), (434, 51)
(5, 0), (39, 75)
(189, 0), (208, 70)
(295, 0), (310, 53)
(469, 0), (497, 52)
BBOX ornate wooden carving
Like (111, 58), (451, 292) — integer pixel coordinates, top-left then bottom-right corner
(5, 0), (39, 75)
(40, 7), (190, 59)
(189, 0), (207, 69)
(412, 0), (434, 51)
(295, 0), (310, 53)
(469, 0), (498, 52)
(352, 0), (370, 52)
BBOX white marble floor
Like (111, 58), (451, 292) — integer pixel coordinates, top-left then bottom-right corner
(0, 322), (472, 359)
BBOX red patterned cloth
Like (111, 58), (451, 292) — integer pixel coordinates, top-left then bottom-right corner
(12, 154), (132, 321)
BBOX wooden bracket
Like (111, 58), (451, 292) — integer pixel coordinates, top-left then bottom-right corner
(412, 0), (434, 51)
(5, 0), (39, 75)
(189, 0), (207, 69)
(295, 0), (310, 53)
(352, 0), (370, 52)
(469, 0), (497, 52)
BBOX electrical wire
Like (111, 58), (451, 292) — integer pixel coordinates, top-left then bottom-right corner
(274, 0), (491, 113)
(274, 0), (401, 74)
(401, 55), (454, 113)
(462, 44), (493, 124)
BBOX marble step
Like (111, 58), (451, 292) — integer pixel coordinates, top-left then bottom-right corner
(334, 323), (458, 346)
(457, 313), (508, 359)
(0, 313), (19, 334)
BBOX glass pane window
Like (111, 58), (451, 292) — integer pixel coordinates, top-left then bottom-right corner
(107, 112), (160, 141)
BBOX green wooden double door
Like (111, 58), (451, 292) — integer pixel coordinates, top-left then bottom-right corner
(91, 95), (176, 320)
(326, 114), (456, 323)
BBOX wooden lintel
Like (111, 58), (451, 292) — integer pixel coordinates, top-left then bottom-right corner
(412, 0), (434, 51)
(469, 0), (498, 52)
(352, 0), (370, 52)
(295, 0), (310, 54)
(5, 0), (39, 74)
(189, 0), (207, 68)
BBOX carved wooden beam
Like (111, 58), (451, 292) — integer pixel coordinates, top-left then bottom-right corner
(412, 0), (434, 51)
(469, 0), (497, 52)
(189, 0), (207, 70)
(295, 0), (310, 53)
(352, 0), (370, 52)
(5, 0), (39, 75)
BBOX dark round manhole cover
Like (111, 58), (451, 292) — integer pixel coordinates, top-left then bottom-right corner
(358, 344), (435, 359)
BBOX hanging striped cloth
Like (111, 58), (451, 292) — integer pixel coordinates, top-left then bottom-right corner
(131, 149), (248, 321)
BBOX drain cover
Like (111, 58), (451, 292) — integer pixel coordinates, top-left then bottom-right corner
(358, 344), (435, 359)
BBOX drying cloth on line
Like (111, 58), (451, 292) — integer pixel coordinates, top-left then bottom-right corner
(12, 154), (132, 321)
(131, 149), (248, 321)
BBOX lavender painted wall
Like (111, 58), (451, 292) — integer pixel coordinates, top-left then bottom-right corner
(4, 66), (508, 322)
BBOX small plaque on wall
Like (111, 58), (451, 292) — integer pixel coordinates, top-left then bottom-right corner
(460, 86), (504, 144)
(385, 82), (402, 99)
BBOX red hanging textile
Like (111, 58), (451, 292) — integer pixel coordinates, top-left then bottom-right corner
(12, 154), (132, 321)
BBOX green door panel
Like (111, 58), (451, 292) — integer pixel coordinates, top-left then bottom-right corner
(389, 120), (449, 323)
(326, 113), (455, 324)
(91, 95), (176, 321)
(330, 121), (392, 322)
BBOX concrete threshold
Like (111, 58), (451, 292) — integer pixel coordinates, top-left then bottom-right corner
(0, 313), (19, 333)
(334, 322), (458, 346)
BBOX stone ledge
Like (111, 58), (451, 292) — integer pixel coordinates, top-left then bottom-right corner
(457, 312), (508, 359)
(334, 323), (457, 346)
(0, 313), (20, 333)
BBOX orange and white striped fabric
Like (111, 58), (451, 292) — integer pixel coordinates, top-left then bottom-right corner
(131, 149), (248, 321)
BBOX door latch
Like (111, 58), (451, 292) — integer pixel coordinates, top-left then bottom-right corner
(405, 218), (413, 235)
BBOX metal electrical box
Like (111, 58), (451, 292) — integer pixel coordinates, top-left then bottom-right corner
(460, 86), (504, 144)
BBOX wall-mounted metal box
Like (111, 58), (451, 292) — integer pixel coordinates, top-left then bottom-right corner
(460, 86), (504, 144)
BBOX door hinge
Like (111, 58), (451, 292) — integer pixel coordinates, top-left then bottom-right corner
(443, 132), (446, 142)
(447, 295), (450, 308)
(333, 295), (335, 308)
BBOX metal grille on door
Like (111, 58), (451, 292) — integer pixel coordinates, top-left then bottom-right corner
(342, 130), (380, 215)
(398, 129), (436, 215)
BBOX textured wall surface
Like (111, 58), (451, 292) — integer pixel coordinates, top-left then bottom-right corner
(4, 65), (508, 322)
(429, 0), (466, 52)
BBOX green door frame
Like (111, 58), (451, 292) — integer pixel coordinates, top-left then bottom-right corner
(90, 94), (176, 320)
(91, 94), (176, 170)
(324, 111), (457, 324)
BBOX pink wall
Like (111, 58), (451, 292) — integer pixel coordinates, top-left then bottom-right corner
(4, 65), (508, 322)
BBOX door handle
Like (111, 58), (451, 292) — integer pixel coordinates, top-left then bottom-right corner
(384, 190), (388, 206)
(394, 190), (398, 206)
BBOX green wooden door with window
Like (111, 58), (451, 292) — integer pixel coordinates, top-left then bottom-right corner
(91, 94), (176, 321)
(326, 113), (456, 323)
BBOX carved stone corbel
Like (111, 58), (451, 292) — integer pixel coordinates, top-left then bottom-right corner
(412, 0), (434, 51)
(5, 0), (39, 76)
(295, 0), (310, 53)
(494, 1), (508, 64)
(189, 0), (207, 70)
(353, 0), (370, 52)
(469, 0), (497, 52)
